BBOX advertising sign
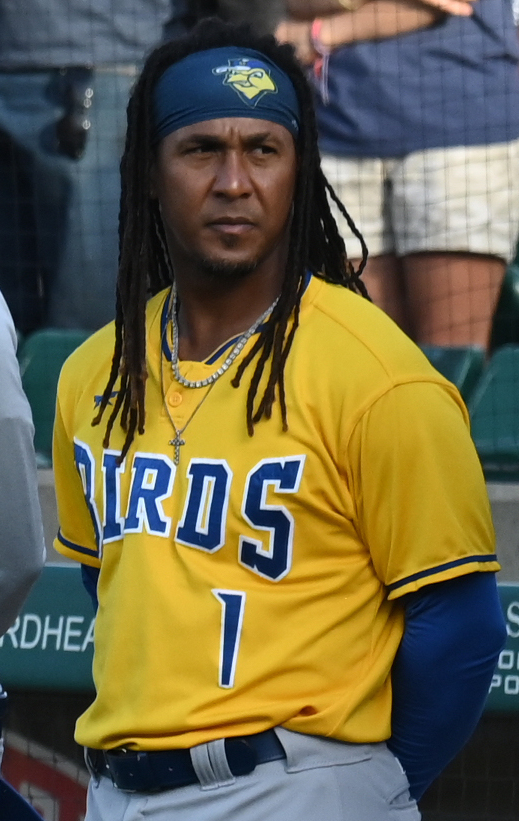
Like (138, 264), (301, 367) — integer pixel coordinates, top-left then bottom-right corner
(487, 582), (519, 711)
(0, 565), (94, 691)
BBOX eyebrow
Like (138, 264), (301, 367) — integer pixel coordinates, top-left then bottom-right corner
(177, 131), (281, 148)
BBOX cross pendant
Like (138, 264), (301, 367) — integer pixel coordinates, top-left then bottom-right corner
(169, 433), (186, 466)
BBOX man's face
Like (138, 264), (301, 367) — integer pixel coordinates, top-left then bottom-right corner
(151, 117), (298, 279)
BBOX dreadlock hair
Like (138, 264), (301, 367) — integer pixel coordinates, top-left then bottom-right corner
(93, 17), (369, 461)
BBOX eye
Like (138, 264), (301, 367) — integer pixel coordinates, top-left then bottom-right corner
(251, 144), (277, 156)
(183, 142), (220, 155)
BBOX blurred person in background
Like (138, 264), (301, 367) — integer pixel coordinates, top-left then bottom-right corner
(0, 291), (45, 638)
(0, 289), (45, 819)
(0, 0), (190, 335)
(277, 0), (519, 350)
(190, 0), (287, 35)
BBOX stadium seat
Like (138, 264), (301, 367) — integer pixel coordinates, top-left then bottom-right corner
(469, 345), (519, 481)
(490, 263), (519, 351)
(18, 329), (91, 463)
(420, 344), (485, 402)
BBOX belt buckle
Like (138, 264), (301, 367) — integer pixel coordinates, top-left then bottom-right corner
(224, 738), (257, 776)
(105, 749), (155, 793)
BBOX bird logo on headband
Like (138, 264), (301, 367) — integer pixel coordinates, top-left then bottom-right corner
(213, 58), (277, 106)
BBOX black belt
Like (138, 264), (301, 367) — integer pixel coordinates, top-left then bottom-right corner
(86, 729), (286, 793)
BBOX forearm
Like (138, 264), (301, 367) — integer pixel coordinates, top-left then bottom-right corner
(287, 0), (473, 21)
(276, 0), (443, 62)
(388, 573), (506, 799)
(287, 0), (367, 19)
(318, 0), (441, 47)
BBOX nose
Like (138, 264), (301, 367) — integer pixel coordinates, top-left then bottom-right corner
(213, 150), (253, 199)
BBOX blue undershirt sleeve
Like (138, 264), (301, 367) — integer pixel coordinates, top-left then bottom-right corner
(388, 572), (506, 801)
(81, 564), (100, 612)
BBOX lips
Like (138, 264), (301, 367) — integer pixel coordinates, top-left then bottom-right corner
(208, 216), (255, 225)
(207, 217), (256, 235)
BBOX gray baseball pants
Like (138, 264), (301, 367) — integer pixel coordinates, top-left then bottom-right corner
(85, 728), (421, 821)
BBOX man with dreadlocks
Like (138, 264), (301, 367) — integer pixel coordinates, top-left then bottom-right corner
(52, 18), (505, 821)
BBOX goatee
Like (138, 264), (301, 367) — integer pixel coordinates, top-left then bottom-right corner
(193, 254), (260, 282)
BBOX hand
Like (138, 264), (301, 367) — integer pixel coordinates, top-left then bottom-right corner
(275, 19), (318, 65)
(417, 0), (475, 14)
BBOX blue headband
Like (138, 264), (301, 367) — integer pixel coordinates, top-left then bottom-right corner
(152, 47), (300, 143)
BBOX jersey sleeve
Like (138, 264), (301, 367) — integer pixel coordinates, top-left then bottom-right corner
(52, 370), (101, 568)
(346, 379), (499, 599)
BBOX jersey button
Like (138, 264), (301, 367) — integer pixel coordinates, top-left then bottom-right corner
(168, 392), (183, 407)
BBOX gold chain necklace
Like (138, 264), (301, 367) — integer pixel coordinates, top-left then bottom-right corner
(162, 286), (277, 461)
(169, 284), (279, 389)
(160, 319), (216, 465)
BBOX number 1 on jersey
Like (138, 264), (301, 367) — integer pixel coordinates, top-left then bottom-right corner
(212, 589), (246, 688)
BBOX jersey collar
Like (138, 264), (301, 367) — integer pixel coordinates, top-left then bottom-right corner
(161, 272), (313, 365)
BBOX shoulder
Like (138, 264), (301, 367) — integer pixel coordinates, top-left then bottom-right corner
(58, 322), (116, 389)
(301, 278), (443, 387)
(58, 289), (168, 398)
(295, 278), (467, 430)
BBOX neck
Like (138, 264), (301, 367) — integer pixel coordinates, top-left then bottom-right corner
(171, 248), (288, 362)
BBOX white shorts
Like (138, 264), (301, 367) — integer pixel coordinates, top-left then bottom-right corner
(321, 139), (519, 262)
(84, 729), (421, 821)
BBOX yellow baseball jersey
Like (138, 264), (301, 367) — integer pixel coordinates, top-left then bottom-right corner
(53, 276), (498, 751)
